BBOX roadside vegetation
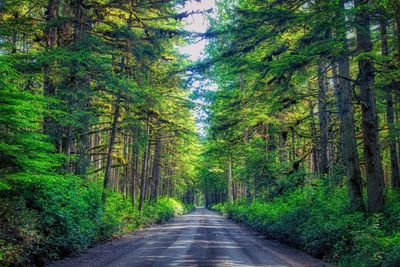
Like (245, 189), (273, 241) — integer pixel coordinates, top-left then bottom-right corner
(2, 0), (400, 266)
(200, 0), (400, 266)
(0, 175), (193, 266)
(0, 0), (198, 265)
(211, 187), (400, 266)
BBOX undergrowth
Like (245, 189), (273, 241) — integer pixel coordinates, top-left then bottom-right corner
(0, 174), (194, 266)
(211, 183), (400, 267)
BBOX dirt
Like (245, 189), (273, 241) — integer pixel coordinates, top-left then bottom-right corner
(47, 208), (330, 267)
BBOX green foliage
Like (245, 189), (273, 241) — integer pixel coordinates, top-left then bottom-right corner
(0, 175), (100, 265)
(0, 1), (200, 265)
(0, 177), (190, 266)
(140, 198), (186, 225)
(0, 57), (60, 180)
(201, 0), (400, 264)
(211, 184), (400, 266)
(0, 0), (200, 196)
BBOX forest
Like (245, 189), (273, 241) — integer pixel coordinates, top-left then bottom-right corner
(202, 0), (400, 266)
(1, 0), (400, 266)
(0, 0), (199, 265)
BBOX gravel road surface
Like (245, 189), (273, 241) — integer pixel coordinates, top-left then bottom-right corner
(48, 208), (328, 267)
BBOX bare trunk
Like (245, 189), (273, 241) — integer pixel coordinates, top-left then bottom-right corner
(131, 126), (139, 207)
(139, 123), (150, 211)
(290, 127), (296, 162)
(317, 63), (329, 175)
(380, 17), (400, 188)
(145, 137), (153, 201)
(264, 124), (269, 160)
(43, 0), (58, 138)
(151, 123), (162, 200)
(76, 75), (91, 178)
(227, 155), (233, 204)
(355, 0), (385, 212)
(396, 5), (400, 61)
(395, 7), (400, 186)
(334, 0), (364, 211)
(103, 94), (121, 204)
(309, 101), (319, 174)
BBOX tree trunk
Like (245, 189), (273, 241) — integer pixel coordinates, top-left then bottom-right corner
(122, 129), (129, 198)
(103, 94), (121, 203)
(396, 4), (400, 61)
(131, 126), (139, 207)
(76, 75), (91, 178)
(43, 0), (58, 138)
(139, 123), (150, 211)
(290, 127), (296, 162)
(43, 0), (58, 89)
(394, 5), (400, 184)
(309, 100), (319, 174)
(317, 63), (329, 175)
(333, 0), (364, 211)
(227, 155), (233, 204)
(264, 124), (269, 160)
(151, 123), (162, 200)
(355, 0), (385, 212)
(103, 3), (134, 203)
(145, 136), (153, 201)
(380, 16), (400, 188)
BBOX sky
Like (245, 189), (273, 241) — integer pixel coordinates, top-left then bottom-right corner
(179, 0), (216, 61)
(176, 0), (217, 136)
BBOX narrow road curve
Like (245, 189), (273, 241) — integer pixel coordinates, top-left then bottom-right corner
(49, 208), (327, 267)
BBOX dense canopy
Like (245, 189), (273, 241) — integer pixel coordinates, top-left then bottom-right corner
(1, 0), (400, 266)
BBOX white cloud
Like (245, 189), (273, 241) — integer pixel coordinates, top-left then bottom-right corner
(179, 0), (216, 61)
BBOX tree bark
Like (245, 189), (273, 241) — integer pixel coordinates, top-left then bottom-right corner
(76, 74), (91, 178)
(309, 99), (319, 174)
(151, 123), (162, 200)
(103, 2), (135, 203)
(227, 155), (233, 204)
(139, 123), (150, 211)
(379, 16), (400, 188)
(43, 0), (58, 138)
(355, 0), (385, 212)
(264, 124), (269, 160)
(131, 126), (139, 207)
(396, 4), (400, 61)
(394, 5), (400, 184)
(102, 94), (121, 203)
(145, 136), (153, 201)
(317, 63), (329, 175)
(290, 127), (296, 162)
(334, 0), (364, 211)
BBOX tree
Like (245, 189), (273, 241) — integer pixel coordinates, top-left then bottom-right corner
(334, 0), (364, 211)
(199, 0), (400, 212)
(354, 0), (385, 212)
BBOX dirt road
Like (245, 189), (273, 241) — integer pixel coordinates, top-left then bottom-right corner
(48, 208), (327, 267)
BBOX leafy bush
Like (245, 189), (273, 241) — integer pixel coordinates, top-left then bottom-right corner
(211, 184), (400, 266)
(184, 202), (196, 213)
(210, 203), (226, 214)
(0, 175), (192, 266)
(140, 197), (187, 226)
